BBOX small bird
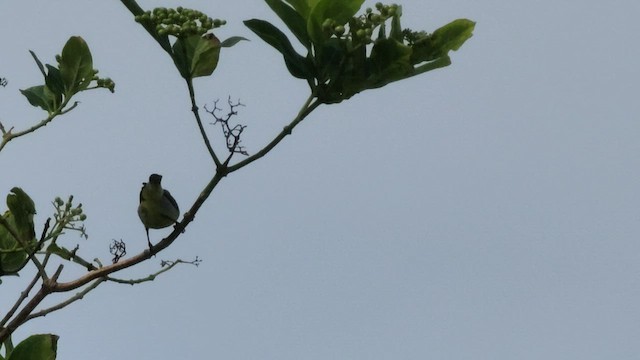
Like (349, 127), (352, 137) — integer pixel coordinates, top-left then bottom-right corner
(138, 174), (180, 249)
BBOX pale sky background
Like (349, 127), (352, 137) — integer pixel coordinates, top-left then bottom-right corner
(1, 0), (640, 359)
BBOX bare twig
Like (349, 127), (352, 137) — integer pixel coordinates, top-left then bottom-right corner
(205, 97), (248, 159)
(107, 257), (201, 285)
(0, 273), (40, 328)
(0, 100), (78, 153)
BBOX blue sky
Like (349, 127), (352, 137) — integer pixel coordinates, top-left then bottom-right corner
(1, 0), (640, 359)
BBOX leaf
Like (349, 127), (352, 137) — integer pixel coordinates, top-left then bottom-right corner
(307, 0), (364, 45)
(6, 188), (36, 244)
(0, 211), (29, 275)
(369, 38), (413, 84)
(220, 36), (249, 48)
(58, 36), (94, 94)
(19, 86), (56, 113)
(431, 18), (475, 53)
(389, 6), (403, 41)
(46, 243), (72, 261)
(264, 0), (311, 48)
(411, 18), (475, 64)
(191, 34), (221, 78)
(282, 0), (313, 19)
(44, 65), (65, 97)
(28, 51), (47, 78)
(172, 34), (221, 79)
(244, 19), (315, 79)
(7, 334), (58, 360)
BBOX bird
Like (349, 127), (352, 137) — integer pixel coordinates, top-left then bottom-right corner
(138, 174), (180, 250)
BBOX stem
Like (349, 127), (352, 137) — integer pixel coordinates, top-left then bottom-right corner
(0, 101), (77, 154)
(186, 78), (222, 167)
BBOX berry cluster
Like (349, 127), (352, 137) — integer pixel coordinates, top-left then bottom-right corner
(135, 7), (225, 38)
(322, 2), (400, 45)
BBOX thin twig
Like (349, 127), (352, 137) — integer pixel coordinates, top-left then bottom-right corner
(0, 99), (76, 153)
(107, 257), (201, 285)
(23, 278), (107, 322)
(0, 273), (40, 328)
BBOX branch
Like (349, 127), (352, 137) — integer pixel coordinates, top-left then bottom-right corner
(0, 101), (78, 153)
(23, 278), (107, 322)
(46, 172), (224, 294)
(0, 273), (40, 328)
(227, 94), (321, 173)
(107, 257), (201, 285)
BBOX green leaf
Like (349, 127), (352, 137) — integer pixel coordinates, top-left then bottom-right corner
(28, 51), (47, 78)
(46, 243), (72, 261)
(389, 6), (403, 41)
(265, 0), (311, 48)
(307, 0), (364, 45)
(431, 19), (475, 53)
(19, 86), (56, 113)
(244, 19), (315, 79)
(172, 34), (221, 79)
(44, 65), (65, 97)
(0, 211), (29, 275)
(58, 36), (94, 94)
(281, 0), (313, 19)
(411, 18), (475, 64)
(6, 188), (36, 244)
(369, 38), (413, 84)
(220, 36), (249, 48)
(7, 334), (58, 360)
(191, 34), (221, 78)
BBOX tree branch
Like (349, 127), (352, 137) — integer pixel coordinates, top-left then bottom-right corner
(107, 257), (201, 285)
(23, 278), (107, 323)
(0, 100), (78, 154)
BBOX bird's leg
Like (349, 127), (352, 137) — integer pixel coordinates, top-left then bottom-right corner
(146, 228), (153, 251)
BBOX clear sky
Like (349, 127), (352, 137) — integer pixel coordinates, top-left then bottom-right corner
(1, 0), (640, 359)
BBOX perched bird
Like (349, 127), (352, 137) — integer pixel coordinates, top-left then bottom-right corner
(138, 174), (180, 249)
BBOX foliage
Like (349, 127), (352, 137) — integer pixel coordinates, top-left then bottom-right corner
(0, 0), (473, 358)
(245, 0), (474, 103)
(3, 334), (58, 360)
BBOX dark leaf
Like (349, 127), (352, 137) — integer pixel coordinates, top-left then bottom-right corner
(244, 19), (315, 79)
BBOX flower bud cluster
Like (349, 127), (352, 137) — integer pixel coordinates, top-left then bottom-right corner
(135, 7), (226, 38)
(96, 77), (115, 93)
(321, 3), (400, 45)
(402, 29), (429, 46)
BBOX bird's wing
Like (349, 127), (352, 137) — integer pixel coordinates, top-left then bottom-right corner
(163, 190), (179, 213)
(139, 183), (147, 202)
